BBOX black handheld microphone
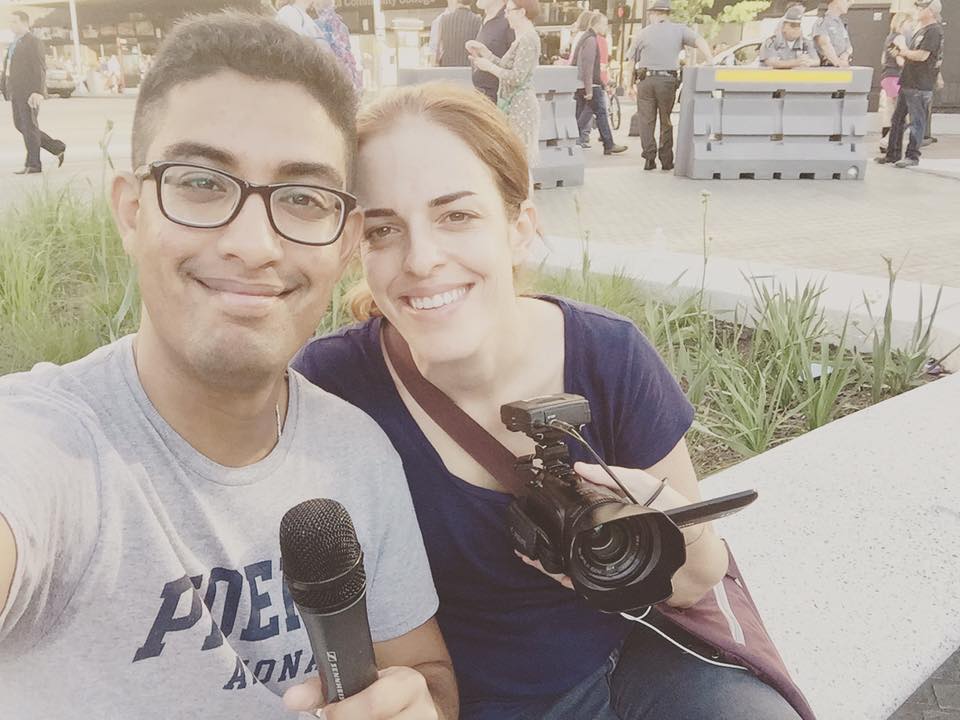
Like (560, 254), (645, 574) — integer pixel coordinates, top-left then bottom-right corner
(280, 499), (379, 704)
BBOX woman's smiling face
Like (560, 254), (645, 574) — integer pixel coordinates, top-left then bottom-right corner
(356, 115), (531, 364)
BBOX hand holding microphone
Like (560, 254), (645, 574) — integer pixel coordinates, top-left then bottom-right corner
(280, 499), (440, 719)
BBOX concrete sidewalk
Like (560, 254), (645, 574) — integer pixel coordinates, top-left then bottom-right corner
(534, 132), (960, 291)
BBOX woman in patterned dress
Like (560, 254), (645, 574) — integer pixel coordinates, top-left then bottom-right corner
(466, 0), (541, 166)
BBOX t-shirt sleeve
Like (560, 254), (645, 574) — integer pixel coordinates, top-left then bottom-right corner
(917, 26), (943, 56)
(759, 38), (776, 63)
(362, 435), (439, 643)
(612, 323), (695, 470)
(0, 393), (100, 652)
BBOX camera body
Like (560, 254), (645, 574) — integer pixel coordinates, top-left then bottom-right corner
(502, 394), (686, 613)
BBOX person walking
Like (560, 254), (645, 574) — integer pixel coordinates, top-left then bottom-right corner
(878, 12), (912, 153)
(275, 0), (322, 40)
(1, 11), (66, 175)
(876, 0), (943, 168)
(429, 0), (458, 65)
(438, 0), (482, 67)
(812, 0), (852, 67)
(632, 0), (712, 171)
(467, 0), (541, 165)
(759, 6), (818, 69)
(472, 0), (515, 104)
(313, 0), (363, 93)
(571, 12), (627, 155)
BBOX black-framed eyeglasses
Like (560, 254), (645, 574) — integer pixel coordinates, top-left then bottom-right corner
(134, 161), (357, 247)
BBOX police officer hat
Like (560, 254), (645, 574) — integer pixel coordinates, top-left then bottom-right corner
(648, 0), (672, 12)
(781, 5), (804, 24)
(914, 0), (941, 12)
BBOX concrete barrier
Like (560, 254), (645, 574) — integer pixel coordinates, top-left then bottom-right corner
(675, 66), (874, 181)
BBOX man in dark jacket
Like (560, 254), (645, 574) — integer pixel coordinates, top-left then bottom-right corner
(472, 0), (514, 103)
(1, 11), (66, 174)
(438, 0), (481, 67)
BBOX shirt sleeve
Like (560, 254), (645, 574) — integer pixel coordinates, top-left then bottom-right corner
(577, 36), (597, 88)
(917, 26), (943, 56)
(612, 324), (695, 470)
(682, 26), (699, 47)
(0, 394), (101, 654)
(362, 433), (439, 643)
(499, 32), (539, 86)
(759, 38), (776, 63)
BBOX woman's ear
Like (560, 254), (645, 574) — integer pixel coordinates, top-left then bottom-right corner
(509, 200), (540, 267)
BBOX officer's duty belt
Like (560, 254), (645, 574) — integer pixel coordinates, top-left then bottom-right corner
(642, 69), (679, 77)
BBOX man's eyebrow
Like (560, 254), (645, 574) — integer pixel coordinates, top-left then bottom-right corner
(161, 142), (237, 167)
(156, 144), (344, 187)
(429, 191), (476, 208)
(363, 208), (398, 219)
(276, 161), (344, 189)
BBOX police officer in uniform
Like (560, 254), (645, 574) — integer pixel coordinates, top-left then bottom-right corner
(760, 6), (819, 69)
(812, 0), (852, 67)
(630, 0), (713, 171)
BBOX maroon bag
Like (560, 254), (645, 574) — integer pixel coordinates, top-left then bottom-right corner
(656, 550), (816, 720)
(382, 325), (816, 720)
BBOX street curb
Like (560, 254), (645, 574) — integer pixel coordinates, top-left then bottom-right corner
(530, 236), (960, 372)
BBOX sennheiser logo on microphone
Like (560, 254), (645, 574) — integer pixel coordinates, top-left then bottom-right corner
(326, 651), (345, 700)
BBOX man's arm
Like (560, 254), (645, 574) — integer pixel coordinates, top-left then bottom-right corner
(284, 618), (458, 720)
(763, 56), (807, 69)
(693, 35), (714, 65)
(0, 514), (16, 616)
(815, 34), (841, 67)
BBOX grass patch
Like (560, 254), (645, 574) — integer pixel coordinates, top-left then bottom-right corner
(0, 187), (950, 476)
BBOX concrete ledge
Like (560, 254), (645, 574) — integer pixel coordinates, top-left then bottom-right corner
(701, 372), (960, 719)
(530, 236), (960, 372)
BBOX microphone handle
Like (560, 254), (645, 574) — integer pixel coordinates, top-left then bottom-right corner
(298, 591), (379, 704)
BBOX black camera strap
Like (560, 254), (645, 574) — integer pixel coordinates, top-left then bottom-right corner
(381, 322), (531, 497)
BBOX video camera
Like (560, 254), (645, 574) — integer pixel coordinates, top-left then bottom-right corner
(502, 394), (756, 613)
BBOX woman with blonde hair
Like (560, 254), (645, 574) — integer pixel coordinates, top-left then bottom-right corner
(879, 12), (912, 152)
(294, 83), (805, 720)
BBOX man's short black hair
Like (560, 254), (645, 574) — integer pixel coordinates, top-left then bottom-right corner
(12, 11), (30, 24)
(132, 10), (357, 185)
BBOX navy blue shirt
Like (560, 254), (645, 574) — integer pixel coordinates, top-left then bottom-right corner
(293, 296), (694, 705)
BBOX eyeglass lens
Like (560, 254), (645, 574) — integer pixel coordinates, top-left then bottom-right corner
(158, 165), (344, 245)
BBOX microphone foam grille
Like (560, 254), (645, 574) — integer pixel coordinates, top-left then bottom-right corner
(280, 498), (363, 585)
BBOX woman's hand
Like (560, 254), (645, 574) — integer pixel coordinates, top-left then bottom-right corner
(471, 56), (496, 74)
(465, 40), (490, 59)
(514, 462), (691, 589)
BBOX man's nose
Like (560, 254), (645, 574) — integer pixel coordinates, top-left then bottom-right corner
(215, 192), (284, 268)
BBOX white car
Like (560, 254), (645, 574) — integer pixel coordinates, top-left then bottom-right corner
(713, 39), (764, 67)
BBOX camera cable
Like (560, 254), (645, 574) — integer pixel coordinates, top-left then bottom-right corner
(547, 420), (667, 507)
(620, 607), (748, 672)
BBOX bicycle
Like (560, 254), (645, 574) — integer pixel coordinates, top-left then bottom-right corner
(606, 83), (622, 131)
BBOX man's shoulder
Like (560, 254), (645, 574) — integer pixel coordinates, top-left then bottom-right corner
(0, 342), (127, 454)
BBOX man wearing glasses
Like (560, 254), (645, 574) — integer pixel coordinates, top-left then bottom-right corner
(875, 0), (944, 169)
(0, 11), (456, 720)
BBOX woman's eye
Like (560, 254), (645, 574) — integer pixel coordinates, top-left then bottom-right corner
(443, 211), (476, 224)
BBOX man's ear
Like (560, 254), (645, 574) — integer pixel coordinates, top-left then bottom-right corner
(509, 200), (540, 267)
(111, 171), (141, 259)
(337, 208), (363, 272)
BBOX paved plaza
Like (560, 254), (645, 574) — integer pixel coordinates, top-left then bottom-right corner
(2, 95), (959, 719)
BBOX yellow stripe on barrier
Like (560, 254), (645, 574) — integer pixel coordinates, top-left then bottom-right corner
(714, 68), (854, 84)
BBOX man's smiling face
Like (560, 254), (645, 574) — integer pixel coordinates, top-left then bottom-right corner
(114, 69), (359, 386)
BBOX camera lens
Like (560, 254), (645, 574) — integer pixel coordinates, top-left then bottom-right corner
(587, 524), (629, 563)
(572, 516), (657, 587)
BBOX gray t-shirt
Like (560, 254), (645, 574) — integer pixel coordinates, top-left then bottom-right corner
(0, 335), (438, 718)
(632, 21), (698, 71)
(812, 14), (852, 63)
